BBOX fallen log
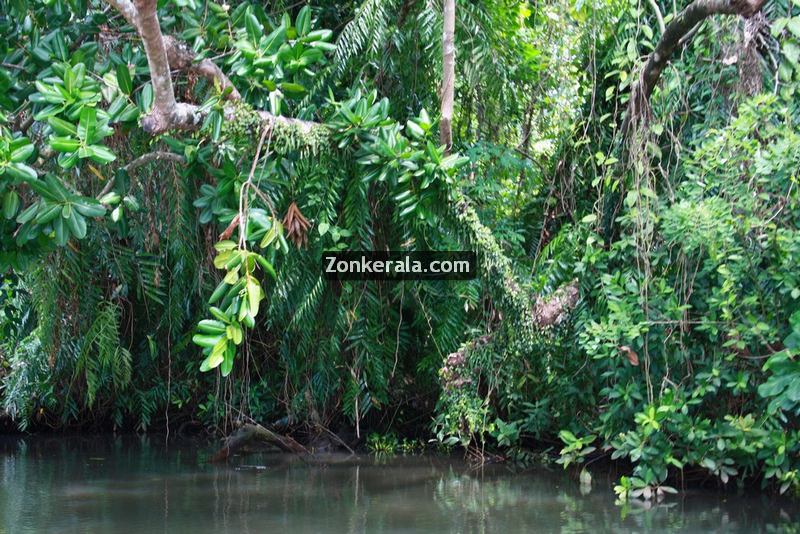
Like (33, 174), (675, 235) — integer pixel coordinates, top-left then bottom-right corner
(531, 279), (580, 328)
(210, 423), (308, 462)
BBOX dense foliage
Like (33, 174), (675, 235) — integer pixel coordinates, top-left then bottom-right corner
(1, 0), (798, 499)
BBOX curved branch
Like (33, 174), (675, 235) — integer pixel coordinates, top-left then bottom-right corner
(210, 423), (308, 462)
(104, 0), (240, 103)
(625, 0), (767, 132)
(647, 0), (667, 35)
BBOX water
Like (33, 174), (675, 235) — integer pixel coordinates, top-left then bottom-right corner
(0, 436), (797, 533)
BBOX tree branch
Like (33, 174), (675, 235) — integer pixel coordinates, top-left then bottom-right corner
(131, 0), (179, 134)
(96, 151), (186, 199)
(532, 280), (580, 327)
(647, 0), (667, 35)
(210, 423), (308, 462)
(103, 0), (323, 137)
(163, 36), (241, 100)
(625, 0), (767, 132)
(105, 0), (137, 26)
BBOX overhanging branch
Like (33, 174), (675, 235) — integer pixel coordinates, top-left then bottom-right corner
(624, 0), (767, 133)
(103, 0), (324, 137)
(163, 36), (241, 101)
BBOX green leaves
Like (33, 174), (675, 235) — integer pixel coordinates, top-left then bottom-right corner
(77, 106), (97, 142)
(556, 431), (597, 469)
(116, 64), (133, 95)
(73, 201), (106, 218)
(245, 12), (263, 42)
(334, 99), (462, 223)
(13, 174), (105, 246)
(295, 6), (312, 37)
(30, 62), (102, 122)
(47, 107), (116, 168)
(228, 5), (332, 108)
(280, 82), (306, 96)
(2, 190), (20, 219)
(47, 117), (77, 136)
(65, 205), (87, 239)
(49, 137), (80, 153)
(756, 312), (800, 415)
(787, 16), (800, 39)
(0, 127), (37, 182)
(9, 142), (34, 163)
(775, 15), (800, 77)
(194, 238), (280, 376)
(195, 306), (244, 376)
(405, 120), (425, 140)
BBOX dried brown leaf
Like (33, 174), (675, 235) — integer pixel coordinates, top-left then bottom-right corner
(618, 345), (639, 366)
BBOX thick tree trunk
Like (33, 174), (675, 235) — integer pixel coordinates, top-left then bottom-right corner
(440, 0), (456, 151)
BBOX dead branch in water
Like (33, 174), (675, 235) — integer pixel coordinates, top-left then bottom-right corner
(210, 423), (308, 462)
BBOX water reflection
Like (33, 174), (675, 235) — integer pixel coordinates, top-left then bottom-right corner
(0, 435), (797, 533)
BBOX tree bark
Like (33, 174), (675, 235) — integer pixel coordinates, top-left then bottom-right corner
(163, 36), (241, 100)
(131, 0), (178, 133)
(531, 280), (580, 327)
(440, 0), (456, 151)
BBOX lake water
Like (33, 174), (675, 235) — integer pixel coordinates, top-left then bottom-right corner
(0, 435), (796, 533)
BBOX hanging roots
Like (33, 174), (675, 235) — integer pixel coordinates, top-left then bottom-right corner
(282, 202), (311, 248)
(623, 73), (655, 163)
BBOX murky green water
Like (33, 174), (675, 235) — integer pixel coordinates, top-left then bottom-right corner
(0, 435), (797, 533)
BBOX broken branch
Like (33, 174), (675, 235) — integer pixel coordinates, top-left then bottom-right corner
(210, 423), (308, 462)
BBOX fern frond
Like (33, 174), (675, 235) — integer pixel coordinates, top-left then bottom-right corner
(334, 0), (400, 77)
